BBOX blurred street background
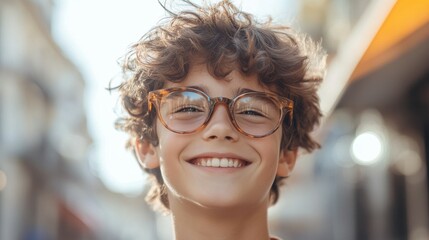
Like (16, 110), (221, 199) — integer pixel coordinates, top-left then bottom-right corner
(0, 0), (428, 239)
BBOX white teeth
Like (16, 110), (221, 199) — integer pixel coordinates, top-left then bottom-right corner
(233, 160), (239, 167)
(193, 158), (246, 168)
(212, 158), (220, 167)
(220, 158), (229, 167)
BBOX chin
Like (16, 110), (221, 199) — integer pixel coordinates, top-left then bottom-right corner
(186, 191), (264, 211)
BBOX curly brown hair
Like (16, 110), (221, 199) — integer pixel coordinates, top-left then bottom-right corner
(111, 0), (326, 213)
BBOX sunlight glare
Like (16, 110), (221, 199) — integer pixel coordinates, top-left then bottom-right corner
(351, 131), (383, 165)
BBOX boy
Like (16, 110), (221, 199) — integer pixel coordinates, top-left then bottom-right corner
(113, 0), (325, 239)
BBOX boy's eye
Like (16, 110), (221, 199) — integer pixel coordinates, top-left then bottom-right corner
(236, 109), (267, 118)
(173, 106), (204, 113)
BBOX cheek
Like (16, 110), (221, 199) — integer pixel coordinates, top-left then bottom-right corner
(155, 127), (196, 199)
(256, 132), (283, 176)
(156, 122), (179, 161)
(155, 122), (186, 178)
(156, 131), (179, 185)
(260, 131), (282, 157)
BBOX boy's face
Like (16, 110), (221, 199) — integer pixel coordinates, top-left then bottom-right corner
(137, 63), (296, 209)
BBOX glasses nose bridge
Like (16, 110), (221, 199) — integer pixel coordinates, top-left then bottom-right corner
(211, 96), (231, 105)
(206, 96), (234, 120)
(210, 96), (233, 112)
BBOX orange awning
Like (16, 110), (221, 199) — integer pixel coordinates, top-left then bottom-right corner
(351, 0), (429, 80)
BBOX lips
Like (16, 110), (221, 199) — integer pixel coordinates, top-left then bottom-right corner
(190, 157), (249, 168)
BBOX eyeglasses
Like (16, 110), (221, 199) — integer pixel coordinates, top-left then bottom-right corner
(148, 87), (294, 138)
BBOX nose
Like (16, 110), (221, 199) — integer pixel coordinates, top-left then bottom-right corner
(202, 104), (239, 142)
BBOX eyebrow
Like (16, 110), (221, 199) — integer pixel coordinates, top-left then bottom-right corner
(186, 85), (262, 95)
(187, 85), (270, 98)
(186, 85), (209, 93)
(235, 88), (259, 95)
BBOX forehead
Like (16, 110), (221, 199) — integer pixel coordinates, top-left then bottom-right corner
(163, 63), (275, 96)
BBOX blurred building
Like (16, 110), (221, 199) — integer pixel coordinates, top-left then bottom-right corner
(0, 0), (97, 239)
(0, 0), (161, 239)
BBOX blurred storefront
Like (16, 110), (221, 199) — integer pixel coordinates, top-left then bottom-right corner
(269, 1), (429, 240)
(311, 0), (429, 239)
(332, 0), (429, 240)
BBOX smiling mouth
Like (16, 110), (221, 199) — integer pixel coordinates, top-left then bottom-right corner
(189, 158), (250, 168)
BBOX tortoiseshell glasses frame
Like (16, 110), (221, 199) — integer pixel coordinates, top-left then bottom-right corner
(147, 87), (294, 138)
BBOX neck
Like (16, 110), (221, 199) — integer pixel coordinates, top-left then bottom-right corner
(168, 197), (272, 240)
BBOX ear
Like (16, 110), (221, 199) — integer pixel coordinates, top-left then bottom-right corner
(134, 138), (159, 169)
(277, 148), (298, 177)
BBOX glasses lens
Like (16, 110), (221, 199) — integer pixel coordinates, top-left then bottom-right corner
(159, 90), (209, 132)
(233, 95), (282, 136)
